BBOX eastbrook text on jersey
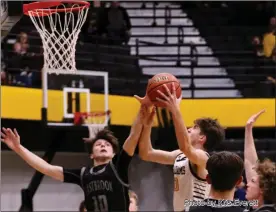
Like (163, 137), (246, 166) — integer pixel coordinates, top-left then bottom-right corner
(86, 180), (113, 194)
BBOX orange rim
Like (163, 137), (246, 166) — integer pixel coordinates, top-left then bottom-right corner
(23, 1), (90, 17)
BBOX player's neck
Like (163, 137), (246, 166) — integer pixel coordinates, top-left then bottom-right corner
(208, 188), (235, 201)
(93, 159), (110, 167)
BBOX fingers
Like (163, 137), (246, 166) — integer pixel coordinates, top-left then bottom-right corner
(172, 82), (176, 96)
(157, 90), (169, 101)
(14, 128), (19, 137)
(163, 84), (171, 96)
(1, 132), (6, 139)
(156, 97), (167, 104)
(256, 109), (266, 116)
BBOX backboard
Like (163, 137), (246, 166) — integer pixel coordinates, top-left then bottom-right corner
(42, 69), (109, 130)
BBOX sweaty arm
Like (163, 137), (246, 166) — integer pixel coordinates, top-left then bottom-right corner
(171, 108), (208, 168)
(138, 124), (181, 165)
(244, 125), (259, 182)
(14, 145), (63, 181)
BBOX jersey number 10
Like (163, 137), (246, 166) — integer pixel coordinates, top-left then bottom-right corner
(92, 195), (108, 212)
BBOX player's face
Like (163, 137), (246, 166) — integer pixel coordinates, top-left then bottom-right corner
(129, 197), (138, 212)
(92, 139), (114, 160)
(188, 124), (205, 146)
(246, 175), (262, 201)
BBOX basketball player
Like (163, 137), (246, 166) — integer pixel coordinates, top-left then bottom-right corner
(1, 106), (145, 212)
(135, 83), (225, 211)
(244, 110), (276, 211)
(189, 151), (245, 212)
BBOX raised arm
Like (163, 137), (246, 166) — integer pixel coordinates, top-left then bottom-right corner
(1, 128), (63, 181)
(244, 109), (265, 182)
(156, 83), (208, 168)
(122, 106), (144, 156)
(138, 106), (181, 165)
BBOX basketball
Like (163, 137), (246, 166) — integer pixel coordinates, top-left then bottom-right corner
(146, 73), (182, 107)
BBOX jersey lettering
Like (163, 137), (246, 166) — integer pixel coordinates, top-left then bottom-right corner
(86, 180), (113, 194)
(92, 195), (108, 212)
(174, 165), (186, 175)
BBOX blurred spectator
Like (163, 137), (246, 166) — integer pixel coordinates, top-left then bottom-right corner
(263, 28), (276, 58)
(14, 32), (29, 55)
(104, 1), (131, 45)
(80, 0), (102, 43)
(8, 32), (37, 87)
(252, 17), (276, 60)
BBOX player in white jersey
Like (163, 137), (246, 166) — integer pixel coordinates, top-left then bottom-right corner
(135, 83), (225, 211)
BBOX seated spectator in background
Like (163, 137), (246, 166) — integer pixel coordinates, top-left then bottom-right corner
(252, 17), (276, 59)
(14, 32), (29, 55)
(9, 32), (39, 87)
(189, 151), (245, 212)
(80, 0), (102, 43)
(263, 28), (276, 58)
(104, 1), (131, 45)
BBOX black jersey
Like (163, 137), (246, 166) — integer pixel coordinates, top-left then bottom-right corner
(63, 149), (132, 212)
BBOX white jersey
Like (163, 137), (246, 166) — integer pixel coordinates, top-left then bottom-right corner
(173, 152), (210, 211)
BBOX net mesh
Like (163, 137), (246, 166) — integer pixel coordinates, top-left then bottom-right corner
(74, 111), (111, 138)
(26, 2), (89, 74)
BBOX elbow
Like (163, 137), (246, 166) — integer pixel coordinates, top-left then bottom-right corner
(139, 149), (151, 161)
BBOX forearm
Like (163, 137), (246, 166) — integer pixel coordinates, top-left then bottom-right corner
(138, 126), (153, 160)
(244, 126), (258, 166)
(123, 112), (143, 156)
(171, 108), (191, 153)
(14, 145), (62, 181)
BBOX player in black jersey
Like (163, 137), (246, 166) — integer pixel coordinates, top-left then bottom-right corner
(1, 106), (145, 212)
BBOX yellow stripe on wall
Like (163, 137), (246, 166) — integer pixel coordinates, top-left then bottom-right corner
(1, 86), (275, 127)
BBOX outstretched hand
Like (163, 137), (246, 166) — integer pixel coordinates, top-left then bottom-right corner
(140, 105), (156, 127)
(246, 109), (266, 128)
(156, 83), (182, 113)
(1, 128), (21, 150)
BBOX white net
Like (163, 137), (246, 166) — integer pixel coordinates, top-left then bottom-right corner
(83, 112), (111, 138)
(26, 2), (89, 74)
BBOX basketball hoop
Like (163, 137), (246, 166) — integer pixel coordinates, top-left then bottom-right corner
(23, 1), (90, 74)
(74, 111), (111, 138)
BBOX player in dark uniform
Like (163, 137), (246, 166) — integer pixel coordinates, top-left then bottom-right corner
(63, 128), (133, 211)
(1, 106), (145, 212)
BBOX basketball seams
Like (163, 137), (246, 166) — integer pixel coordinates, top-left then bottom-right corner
(147, 82), (181, 97)
(147, 80), (180, 94)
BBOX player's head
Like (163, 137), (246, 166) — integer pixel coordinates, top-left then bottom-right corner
(129, 190), (138, 212)
(79, 200), (86, 212)
(85, 128), (119, 161)
(246, 159), (276, 204)
(206, 151), (244, 192)
(111, 1), (120, 7)
(188, 117), (225, 151)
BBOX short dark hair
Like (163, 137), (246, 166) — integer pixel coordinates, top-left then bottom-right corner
(194, 117), (225, 151)
(207, 151), (244, 192)
(85, 128), (119, 154)
(256, 159), (276, 203)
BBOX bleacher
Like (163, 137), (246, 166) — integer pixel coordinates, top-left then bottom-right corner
(2, 1), (275, 98)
